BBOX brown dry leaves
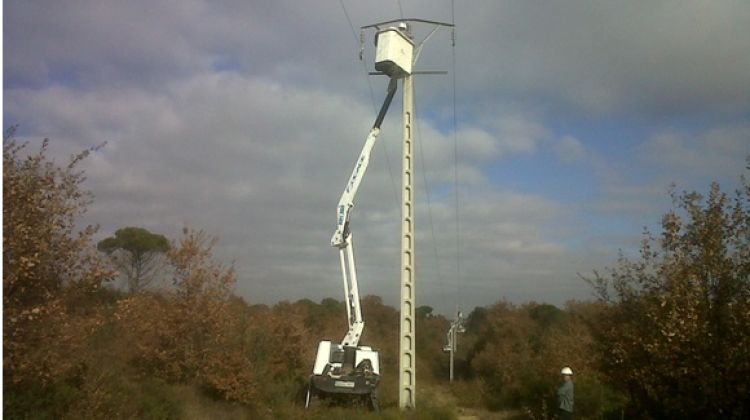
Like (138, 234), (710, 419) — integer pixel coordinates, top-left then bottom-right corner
(115, 229), (256, 403)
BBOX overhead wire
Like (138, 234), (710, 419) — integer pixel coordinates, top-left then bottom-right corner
(338, 0), (400, 205)
(413, 83), (449, 315)
(451, 0), (463, 311)
(407, 4), (457, 315)
(410, 2), (461, 316)
(395, 1), (459, 316)
(389, 2), (450, 314)
(338, 0), (376, 110)
(339, 0), (461, 315)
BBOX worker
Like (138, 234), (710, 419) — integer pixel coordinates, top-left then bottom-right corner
(557, 366), (575, 419)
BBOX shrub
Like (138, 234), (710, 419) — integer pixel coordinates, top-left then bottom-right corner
(3, 130), (113, 416)
(587, 180), (750, 417)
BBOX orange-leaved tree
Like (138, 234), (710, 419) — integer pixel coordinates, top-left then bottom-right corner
(115, 228), (255, 403)
(464, 301), (604, 416)
(3, 128), (113, 390)
(587, 178), (750, 418)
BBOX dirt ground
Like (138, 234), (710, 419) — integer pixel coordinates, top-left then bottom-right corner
(455, 406), (525, 420)
(422, 383), (525, 420)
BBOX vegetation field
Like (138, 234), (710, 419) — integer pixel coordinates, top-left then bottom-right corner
(4, 131), (749, 419)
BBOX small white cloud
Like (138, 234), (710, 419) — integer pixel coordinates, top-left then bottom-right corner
(457, 127), (500, 161)
(493, 114), (547, 155)
(640, 124), (750, 179)
(556, 135), (587, 164)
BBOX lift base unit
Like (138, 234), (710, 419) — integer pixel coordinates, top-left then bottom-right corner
(307, 341), (380, 409)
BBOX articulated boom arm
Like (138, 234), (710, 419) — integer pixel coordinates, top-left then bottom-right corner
(332, 78), (398, 348)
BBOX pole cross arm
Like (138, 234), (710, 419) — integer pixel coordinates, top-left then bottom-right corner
(361, 18), (454, 30)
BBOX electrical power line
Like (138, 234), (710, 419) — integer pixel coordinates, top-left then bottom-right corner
(413, 83), (448, 314)
(338, 0), (400, 205)
(451, 0), (463, 309)
(339, 2), (460, 314)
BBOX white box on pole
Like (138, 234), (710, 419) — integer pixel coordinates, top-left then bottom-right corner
(375, 27), (414, 77)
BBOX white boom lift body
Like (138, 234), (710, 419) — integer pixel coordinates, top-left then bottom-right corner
(306, 77), (398, 410)
(307, 24), (414, 411)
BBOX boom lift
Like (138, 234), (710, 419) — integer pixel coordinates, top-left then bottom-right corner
(305, 77), (398, 411)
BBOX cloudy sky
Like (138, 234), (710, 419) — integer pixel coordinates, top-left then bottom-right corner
(5, 1), (750, 315)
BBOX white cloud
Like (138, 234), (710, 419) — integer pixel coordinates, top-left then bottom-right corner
(556, 135), (587, 164)
(7, 70), (590, 313)
(8, 0), (750, 117)
(640, 124), (750, 180)
(6, 0), (748, 313)
(451, 0), (750, 115)
(492, 115), (546, 155)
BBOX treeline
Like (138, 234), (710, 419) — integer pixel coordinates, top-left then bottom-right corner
(4, 131), (749, 419)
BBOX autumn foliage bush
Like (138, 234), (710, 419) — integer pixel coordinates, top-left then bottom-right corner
(587, 181), (750, 418)
(115, 228), (256, 404)
(3, 130), (114, 417)
(458, 301), (617, 417)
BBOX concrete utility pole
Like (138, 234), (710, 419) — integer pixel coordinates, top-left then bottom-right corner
(361, 18), (454, 410)
(399, 68), (416, 409)
(444, 309), (464, 382)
